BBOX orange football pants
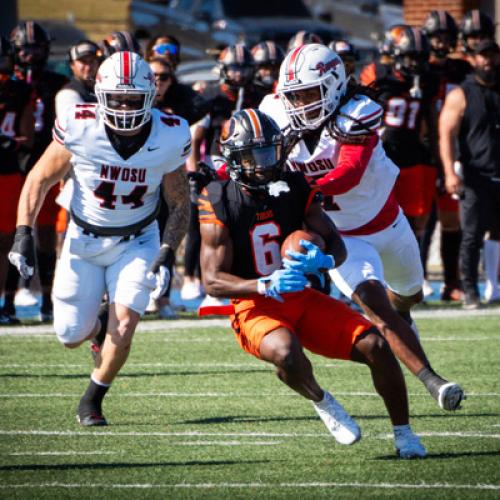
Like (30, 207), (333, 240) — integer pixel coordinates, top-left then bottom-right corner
(230, 288), (372, 360)
(395, 164), (437, 218)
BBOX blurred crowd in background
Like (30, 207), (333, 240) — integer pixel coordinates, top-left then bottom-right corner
(1, 7), (500, 324)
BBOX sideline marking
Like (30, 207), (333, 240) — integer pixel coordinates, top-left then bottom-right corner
(0, 391), (496, 398)
(0, 481), (498, 491)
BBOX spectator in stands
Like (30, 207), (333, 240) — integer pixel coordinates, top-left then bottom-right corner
(145, 35), (181, 70)
(55, 40), (99, 118)
(440, 40), (500, 309)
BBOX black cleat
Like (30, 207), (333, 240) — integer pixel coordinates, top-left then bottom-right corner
(76, 411), (108, 426)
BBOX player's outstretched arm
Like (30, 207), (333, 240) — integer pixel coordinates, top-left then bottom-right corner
(304, 200), (347, 268)
(17, 139), (71, 227)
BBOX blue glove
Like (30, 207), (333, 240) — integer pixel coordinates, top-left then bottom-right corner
(258, 268), (308, 303)
(283, 239), (335, 274)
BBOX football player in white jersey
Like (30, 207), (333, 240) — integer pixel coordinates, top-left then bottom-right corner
(261, 43), (465, 412)
(9, 51), (191, 426)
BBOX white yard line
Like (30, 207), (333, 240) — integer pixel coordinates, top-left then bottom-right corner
(6, 451), (116, 456)
(0, 482), (498, 491)
(0, 429), (498, 439)
(0, 306), (499, 336)
(0, 391), (496, 398)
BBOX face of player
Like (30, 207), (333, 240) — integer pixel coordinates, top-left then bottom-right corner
(149, 60), (173, 102)
(466, 34), (490, 53)
(106, 93), (145, 111)
(238, 145), (282, 186)
(256, 63), (279, 87)
(225, 64), (253, 88)
(284, 85), (322, 120)
(429, 32), (452, 60)
(16, 44), (47, 66)
(71, 55), (99, 84)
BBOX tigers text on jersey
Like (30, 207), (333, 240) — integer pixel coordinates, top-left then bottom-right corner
(260, 93), (399, 233)
(53, 104), (191, 228)
(198, 172), (317, 281)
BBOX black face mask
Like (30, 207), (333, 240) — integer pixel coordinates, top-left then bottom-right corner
(475, 65), (500, 86)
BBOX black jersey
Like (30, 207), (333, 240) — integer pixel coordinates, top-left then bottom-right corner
(198, 172), (316, 280)
(375, 73), (437, 168)
(430, 58), (471, 114)
(24, 70), (68, 170)
(459, 76), (500, 179)
(0, 79), (32, 175)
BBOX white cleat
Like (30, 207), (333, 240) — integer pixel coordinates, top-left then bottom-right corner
(438, 382), (465, 411)
(313, 391), (361, 445)
(395, 431), (427, 459)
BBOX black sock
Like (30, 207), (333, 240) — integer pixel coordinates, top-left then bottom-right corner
(441, 230), (461, 287)
(417, 367), (447, 400)
(78, 379), (110, 416)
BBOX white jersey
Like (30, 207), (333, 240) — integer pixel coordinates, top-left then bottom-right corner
(53, 104), (191, 228)
(260, 93), (400, 232)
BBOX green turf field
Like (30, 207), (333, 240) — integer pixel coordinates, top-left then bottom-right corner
(0, 315), (499, 499)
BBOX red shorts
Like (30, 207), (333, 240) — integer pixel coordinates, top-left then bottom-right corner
(230, 288), (372, 360)
(0, 173), (23, 233)
(37, 183), (61, 226)
(395, 165), (437, 218)
(436, 191), (459, 213)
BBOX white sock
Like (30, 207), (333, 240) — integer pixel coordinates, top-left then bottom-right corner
(484, 240), (500, 298)
(91, 375), (111, 388)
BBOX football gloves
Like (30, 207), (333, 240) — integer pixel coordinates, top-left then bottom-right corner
(258, 268), (308, 303)
(147, 244), (175, 300)
(8, 225), (36, 280)
(283, 240), (335, 274)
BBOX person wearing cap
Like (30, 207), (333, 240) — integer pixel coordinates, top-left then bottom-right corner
(55, 40), (99, 119)
(440, 39), (500, 309)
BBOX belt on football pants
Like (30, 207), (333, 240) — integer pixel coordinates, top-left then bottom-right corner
(70, 203), (160, 239)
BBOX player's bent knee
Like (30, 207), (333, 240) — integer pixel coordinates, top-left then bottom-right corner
(54, 316), (97, 346)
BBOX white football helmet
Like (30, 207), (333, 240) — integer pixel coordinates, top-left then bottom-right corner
(277, 44), (347, 130)
(95, 51), (156, 131)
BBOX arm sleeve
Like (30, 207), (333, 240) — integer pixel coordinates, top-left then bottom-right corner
(316, 134), (378, 196)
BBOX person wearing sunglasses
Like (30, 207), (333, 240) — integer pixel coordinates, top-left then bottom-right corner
(146, 35), (181, 70)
